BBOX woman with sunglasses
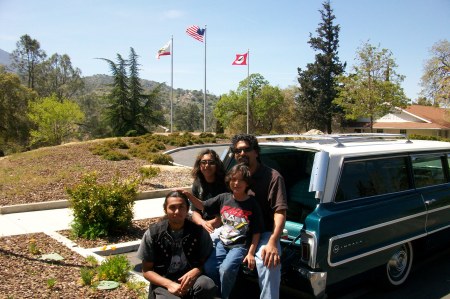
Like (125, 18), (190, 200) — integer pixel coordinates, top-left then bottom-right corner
(189, 149), (228, 234)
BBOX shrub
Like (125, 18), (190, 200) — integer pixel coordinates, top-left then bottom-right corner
(128, 142), (166, 159)
(89, 143), (112, 156)
(125, 130), (138, 137)
(28, 238), (41, 255)
(148, 153), (173, 165)
(139, 166), (160, 179)
(97, 255), (131, 283)
(80, 267), (96, 286)
(409, 134), (450, 142)
(105, 138), (129, 149)
(101, 149), (130, 161)
(89, 139), (130, 161)
(46, 278), (57, 289)
(199, 132), (215, 138)
(215, 133), (228, 139)
(66, 173), (138, 239)
(80, 254), (131, 286)
(126, 280), (148, 298)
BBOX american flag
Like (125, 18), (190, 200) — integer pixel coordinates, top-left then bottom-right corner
(186, 25), (205, 42)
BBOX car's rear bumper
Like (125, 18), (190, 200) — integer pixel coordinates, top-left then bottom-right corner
(285, 266), (327, 298)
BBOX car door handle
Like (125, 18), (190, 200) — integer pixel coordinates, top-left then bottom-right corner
(425, 199), (437, 205)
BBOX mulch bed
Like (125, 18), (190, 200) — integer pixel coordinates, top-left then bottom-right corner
(0, 218), (159, 298)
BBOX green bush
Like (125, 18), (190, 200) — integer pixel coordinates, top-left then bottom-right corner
(89, 138), (130, 161)
(97, 255), (131, 283)
(89, 143), (112, 156)
(101, 149), (130, 161)
(66, 173), (138, 239)
(199, 132), (215, 138)
(105, 138), (129, 149)
(80, 255), (132, 286)
(409, 134), (450, 142)
(148, 153), (173, 165)
(128, 142), (166, 160)
(80, 267), (96, 286)
(215, 133), (228, 139)
(139, 166), (160, 179)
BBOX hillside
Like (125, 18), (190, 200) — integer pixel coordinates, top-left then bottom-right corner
(0, 48), (13, 70)
(0, 139), (192, 206)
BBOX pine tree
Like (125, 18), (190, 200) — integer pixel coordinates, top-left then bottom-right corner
(100, 48), (165, 136)
(11, 34), (47, 89)
(297, 1), (345, 133)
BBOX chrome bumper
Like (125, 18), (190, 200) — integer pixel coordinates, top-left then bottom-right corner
(293, 266), (327, 298)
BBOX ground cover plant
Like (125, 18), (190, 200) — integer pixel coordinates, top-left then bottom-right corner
(0, 132), (228, 297)
(0, 132), (228, 206)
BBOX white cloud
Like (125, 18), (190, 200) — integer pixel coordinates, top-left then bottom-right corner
(161, 10), (184, 20)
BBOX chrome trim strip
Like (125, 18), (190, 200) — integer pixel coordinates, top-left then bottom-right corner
(328, 234), (427, 267)
(302, 230), (318, 267)
(326, 205), (450, 267)
(427, 204), (450, 214)
(330, 210), (428, 240)
(427, 223), (450, 234)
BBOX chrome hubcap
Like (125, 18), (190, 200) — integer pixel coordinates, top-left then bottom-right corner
(387, 245), (408, 279)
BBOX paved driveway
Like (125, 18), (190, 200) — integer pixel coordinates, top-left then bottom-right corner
(169, 144), (230, 167)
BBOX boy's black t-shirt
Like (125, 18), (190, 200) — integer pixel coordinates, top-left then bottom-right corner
(202, 193), (264, 247)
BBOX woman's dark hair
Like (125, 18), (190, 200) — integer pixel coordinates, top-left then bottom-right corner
(163, 190), (190, 211)
(191, 148), (226, 184)
(225, 163), (251, 192)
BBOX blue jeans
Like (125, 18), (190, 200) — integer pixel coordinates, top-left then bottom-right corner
(204, 241), (247, 299)
(150, 275), (217, 299)
(255, 231), (281, 299)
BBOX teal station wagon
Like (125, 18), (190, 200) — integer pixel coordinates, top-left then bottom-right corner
(222, 134), (450, 298)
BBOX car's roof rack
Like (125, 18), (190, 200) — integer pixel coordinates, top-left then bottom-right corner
(257, 133), (412, 147)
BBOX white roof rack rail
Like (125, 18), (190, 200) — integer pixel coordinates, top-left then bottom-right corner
(257, 133), (412, 147)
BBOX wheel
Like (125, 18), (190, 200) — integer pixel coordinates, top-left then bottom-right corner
(384, 242), (413, 287)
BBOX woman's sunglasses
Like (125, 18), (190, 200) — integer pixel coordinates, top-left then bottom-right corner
(200, 160), (216, 165)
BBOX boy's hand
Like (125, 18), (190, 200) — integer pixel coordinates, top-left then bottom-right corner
(202, 220), (215, 233)
(243, 253), (256, 270)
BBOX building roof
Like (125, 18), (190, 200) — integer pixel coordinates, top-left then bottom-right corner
(347, 105), (450, 130)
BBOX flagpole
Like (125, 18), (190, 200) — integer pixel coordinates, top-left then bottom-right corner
(246, 49), (250, 134)
(170, 35), (174, 133)
(203, 25), (207, 132)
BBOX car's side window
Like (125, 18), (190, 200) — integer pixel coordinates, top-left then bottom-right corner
(412, 154), (447, 188)
(335, 156), (411, 202)
(258, 148), (316, 223)
(447, 154), (450, 179)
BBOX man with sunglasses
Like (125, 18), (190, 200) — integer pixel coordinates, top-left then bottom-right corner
(230, 134), (287, 299)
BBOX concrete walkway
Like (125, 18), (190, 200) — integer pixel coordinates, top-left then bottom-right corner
(0, 193), (169, 237)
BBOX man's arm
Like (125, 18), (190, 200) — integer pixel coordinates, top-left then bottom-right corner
(142, 261), (183, 295)
(191, 210), (221, 233)
(261, 209), (286, 268)
(177, 189), (205, 211)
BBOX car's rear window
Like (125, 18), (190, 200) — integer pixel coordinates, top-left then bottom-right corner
(335, 156), (411, 202)
(412, 154), (447, 188)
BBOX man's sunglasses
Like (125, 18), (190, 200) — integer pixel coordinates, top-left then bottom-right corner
(200, 160), (216, 165)
(232, 147), (253, 154)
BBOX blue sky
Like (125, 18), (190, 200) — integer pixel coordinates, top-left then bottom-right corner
(0, 0), (449, 100)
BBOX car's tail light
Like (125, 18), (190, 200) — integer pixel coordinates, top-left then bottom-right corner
(301, 241), (310, 260)
(300, 230), (317, 268)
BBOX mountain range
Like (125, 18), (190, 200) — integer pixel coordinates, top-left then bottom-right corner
(0, 48), (218, 107)
(0, 48), (13, 68)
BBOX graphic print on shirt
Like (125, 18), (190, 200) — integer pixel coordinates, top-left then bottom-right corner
(219, 205), (253, 246)
(167, 235), (188, 274)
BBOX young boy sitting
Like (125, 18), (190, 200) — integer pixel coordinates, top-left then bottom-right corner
(180, 163), (263, 299)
